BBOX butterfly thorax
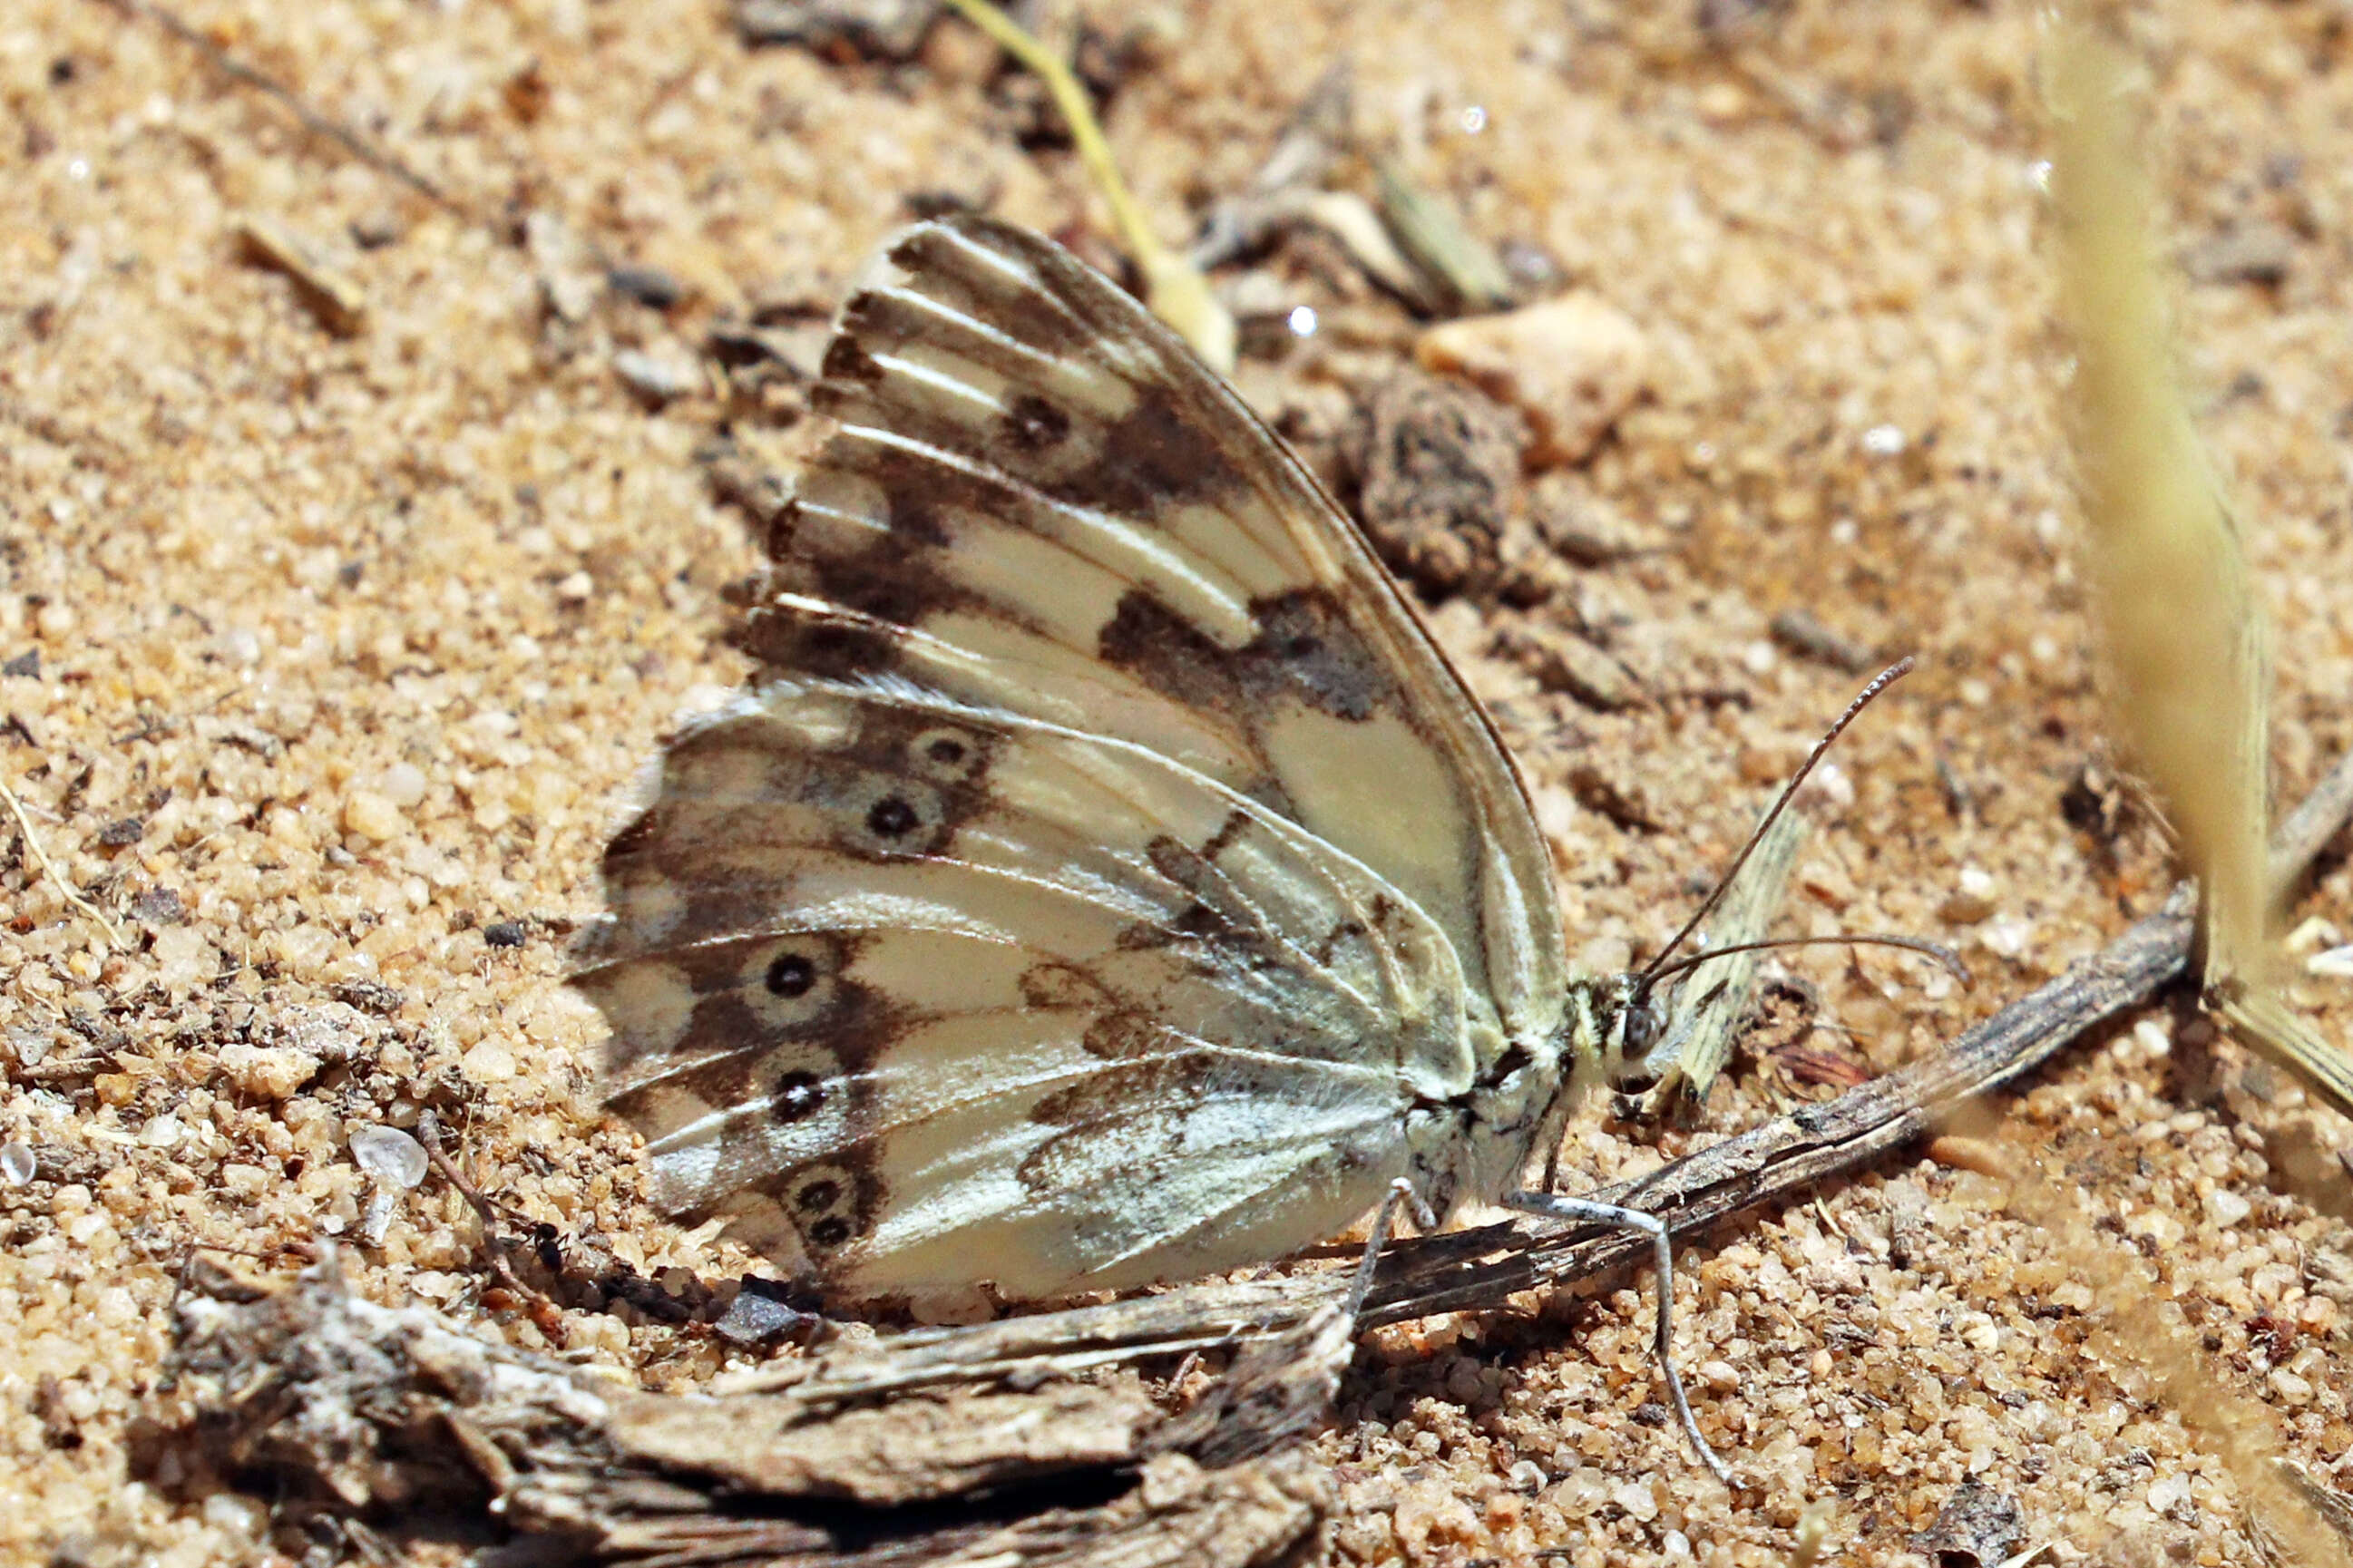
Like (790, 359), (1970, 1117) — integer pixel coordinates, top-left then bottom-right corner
(1436, 977), (1617, 1214)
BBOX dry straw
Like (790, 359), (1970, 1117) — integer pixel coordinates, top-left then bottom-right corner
(2042, 21), (2353, 1558)
(2047, 20), (2353, 1115)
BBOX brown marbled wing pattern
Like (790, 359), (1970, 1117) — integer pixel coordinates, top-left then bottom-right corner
(576, 679), (1471, 1295)
(742, 213), (1567, 1044)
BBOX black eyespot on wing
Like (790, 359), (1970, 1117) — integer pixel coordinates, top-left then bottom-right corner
(766, 951), (816, 998)
(1003, 392), (1070, 452)
(829, 776), (952, 858)
(772, 1070), (826, 1124)
(865, 794), (917, 838)
(736, 936), (851, 1033)
(761, 1161), (871, 1256)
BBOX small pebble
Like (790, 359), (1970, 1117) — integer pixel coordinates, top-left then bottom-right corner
(715, 1278), (818, 1345)
(348, 1124), (430, 1190)
(218, 1041), (322, 1099)
(1925, 1135), (2014, 1178)
(1938, 888), (1995, 925)
(376, 761), (429, 809)
(613, 346), (698, 404)
(1980, 915), (2032, 958)
(1807, 760), (1856, 809)
(1415, 291), (1649, 468)
(2202, 1188), (2251, 1228)
(1610, 1477), (1662, 1524)
(1501, 623), (1640, 711)
(1769, 607), (1872, 672)
(609, 263), (686, 308)
(236, 212), (367, 336)
(342, 788), (403, 842)
(0, 1143), (34, 1185)
(349, 209), (403, 249)
(202, 1492), (268, 1536)
(463, 1035), (517, 1082)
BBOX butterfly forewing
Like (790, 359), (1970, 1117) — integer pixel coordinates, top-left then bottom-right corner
(582, 214), (1574, 1297)
(761, 217), (1565, 1031)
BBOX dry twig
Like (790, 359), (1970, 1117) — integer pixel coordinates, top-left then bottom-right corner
(139, 746), (2353, 1561)
(107, 0), (455, 212)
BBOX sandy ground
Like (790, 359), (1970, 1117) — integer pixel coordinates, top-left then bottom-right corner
(5, 1), (2353, 1563)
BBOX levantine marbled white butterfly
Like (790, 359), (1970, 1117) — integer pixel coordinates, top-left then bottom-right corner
(574, 213), (1736, 1478)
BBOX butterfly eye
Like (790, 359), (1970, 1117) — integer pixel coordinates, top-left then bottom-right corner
(908, 726), (988, 786)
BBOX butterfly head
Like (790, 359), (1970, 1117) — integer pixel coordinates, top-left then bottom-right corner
(1604, 968), (1670, 1076)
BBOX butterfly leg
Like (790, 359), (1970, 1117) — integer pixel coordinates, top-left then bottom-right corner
(1504, 1189), (1733, 1487)
(1345, 1177), (1438, 1319)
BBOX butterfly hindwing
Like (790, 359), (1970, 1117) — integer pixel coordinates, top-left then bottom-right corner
(576, 680), (1469, 1291)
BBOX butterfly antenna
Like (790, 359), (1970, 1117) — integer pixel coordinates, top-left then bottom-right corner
(1638, 657), (1916, 994)
(1644, 932), (1971, 989)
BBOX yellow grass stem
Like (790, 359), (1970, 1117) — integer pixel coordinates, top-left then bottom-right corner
(939, 0), (1235, 372)
(2046, 24), (2271, 986)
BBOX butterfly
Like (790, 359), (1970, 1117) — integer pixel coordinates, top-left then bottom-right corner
(571, 215), (1730, 1475)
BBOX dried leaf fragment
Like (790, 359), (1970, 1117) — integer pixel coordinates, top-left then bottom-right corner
(235, 214), (366, 336)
